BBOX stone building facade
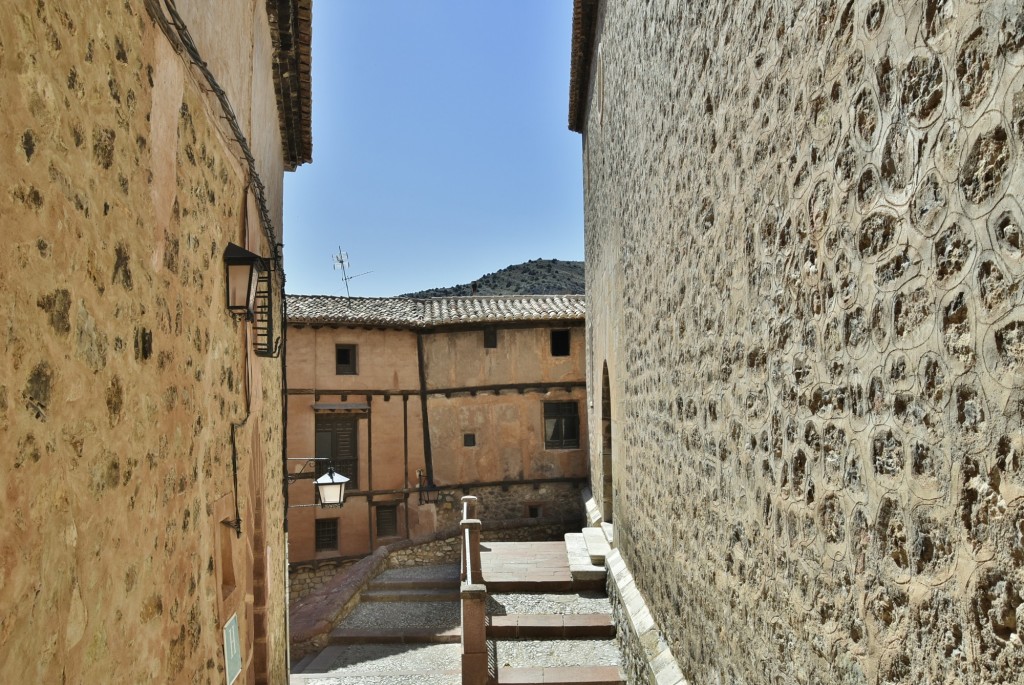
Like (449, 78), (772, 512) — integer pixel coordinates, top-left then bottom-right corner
(1, 1), (311, 683)
(571, 1), (1024, 683)
(284, 294), (588, 565)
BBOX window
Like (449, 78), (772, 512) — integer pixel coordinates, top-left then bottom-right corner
(335, 344), (357, 375)
(527, 505), (542, 519)
(464, 433), (476, 447)
(315, 518), (339, 552)
(483, 326), (497, 348)
(315, 414), (358, 488)
(550, 330), (570, 356)
(544, 402), (580, 449)
(376, 505), (398, 538)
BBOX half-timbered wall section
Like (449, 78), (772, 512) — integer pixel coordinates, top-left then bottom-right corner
(284, 295), (588, 566)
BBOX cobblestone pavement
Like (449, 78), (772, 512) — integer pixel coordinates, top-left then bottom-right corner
(489, 590), (612, 615)
(296, 643), (462, 684)
(339, 600), (460, 632)
(497, 639), (621, 668)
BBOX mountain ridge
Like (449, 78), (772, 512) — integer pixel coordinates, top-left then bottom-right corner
(402, 258), (584, 297)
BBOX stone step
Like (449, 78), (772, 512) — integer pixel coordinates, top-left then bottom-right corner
(488, 613), (615, 639)
(330, 625), (461, 644)
(289, 652), (317, 674)
(303, 645), (347, 673)
(361, 587), (460, 602)
(582, 487), (603, 527)
(498, 666), (625, 684)
(564, 534), (605, 584)
(582, 527), (611, 566)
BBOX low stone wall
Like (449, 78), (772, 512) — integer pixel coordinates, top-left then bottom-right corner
(289, 558), (359, 603)
(605, 550), (684, 685)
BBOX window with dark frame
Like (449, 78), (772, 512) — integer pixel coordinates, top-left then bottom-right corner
(314, 518), (339, 552)
(483, 326), (497, 348)
(543, 401), (580, 449)
(315, 413), (358, 489)
(464, 433), (476, 447)
(376, 505), (399, 538)
(550, 329), (570, 356)
(335, 344), (357, 374)
(527, 505), (542, 519)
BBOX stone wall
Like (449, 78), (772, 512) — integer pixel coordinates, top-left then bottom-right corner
(432, 482), (586, 532)
(581, 1), (1024, 683)
(289, 559), (359, 603)
(1, 2), (288, 683)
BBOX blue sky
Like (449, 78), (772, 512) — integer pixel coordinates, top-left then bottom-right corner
(282, 1), (584, 297)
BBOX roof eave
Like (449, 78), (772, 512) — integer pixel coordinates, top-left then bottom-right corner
(268, 0), (313, 169)
(568, 0), (599, 134)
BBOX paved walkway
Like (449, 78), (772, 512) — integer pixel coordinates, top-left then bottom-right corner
(481, 541), (601, 592)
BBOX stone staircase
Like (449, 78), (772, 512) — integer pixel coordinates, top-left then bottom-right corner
(291, 531), (625, 685)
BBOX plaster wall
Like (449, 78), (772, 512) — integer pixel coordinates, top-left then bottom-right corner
(1, 2), (288, 683)
(423, 324), (585, 388)
(287, 325), (421, 392)
(582, 1), (1024, 683)
(428, 390), (589, 484)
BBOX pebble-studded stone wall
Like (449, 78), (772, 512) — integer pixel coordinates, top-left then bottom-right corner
(1, 3), (286, 682)
(583, 1), (1024, 683)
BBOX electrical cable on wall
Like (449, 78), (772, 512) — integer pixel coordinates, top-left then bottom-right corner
(145, 0), (284, 275)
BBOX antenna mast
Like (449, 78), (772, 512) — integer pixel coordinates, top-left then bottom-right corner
(332, 248), (373, 297)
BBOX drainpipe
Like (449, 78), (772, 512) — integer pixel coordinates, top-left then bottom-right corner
(279, 267), (291, 673)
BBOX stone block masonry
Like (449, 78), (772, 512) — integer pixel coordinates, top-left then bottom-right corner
(580, 1), (1024, 683)
(0, 2), (290, 683)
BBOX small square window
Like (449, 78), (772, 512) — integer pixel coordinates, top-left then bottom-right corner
(376, 505), (399, 538)
(550, 330), (570, 356)
(315, 518), (339, 552)
(483, 326), (497, 349)
(527, 505), (542, 519)
(335, 345), (357, 375)
(464, 433), (476, 447)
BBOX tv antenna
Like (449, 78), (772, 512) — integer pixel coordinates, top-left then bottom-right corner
(332, 248), (373, 297)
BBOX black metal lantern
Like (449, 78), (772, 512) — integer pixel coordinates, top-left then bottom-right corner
(314, 467), (349, 507)
(223, 242), (267, 320)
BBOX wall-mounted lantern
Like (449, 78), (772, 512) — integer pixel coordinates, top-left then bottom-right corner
(315, 467), (349, 508)
(223, 242), (267, 320)
(287, 458), (349, 508)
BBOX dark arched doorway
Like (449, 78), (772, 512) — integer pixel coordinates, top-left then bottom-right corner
(601, 362), (613, 523)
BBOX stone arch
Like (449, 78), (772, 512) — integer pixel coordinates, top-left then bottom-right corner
(601, 361), (614, 522)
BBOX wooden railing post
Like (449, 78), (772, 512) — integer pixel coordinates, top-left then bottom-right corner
(461, 494), (478, 520)
(460, 495), (493, 684)
(461, 581), (492, 684)
(462, 519), (483, 584)
(460, 496), (479, 582)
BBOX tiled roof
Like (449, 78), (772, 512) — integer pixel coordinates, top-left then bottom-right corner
(286, 294), (585, 328)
